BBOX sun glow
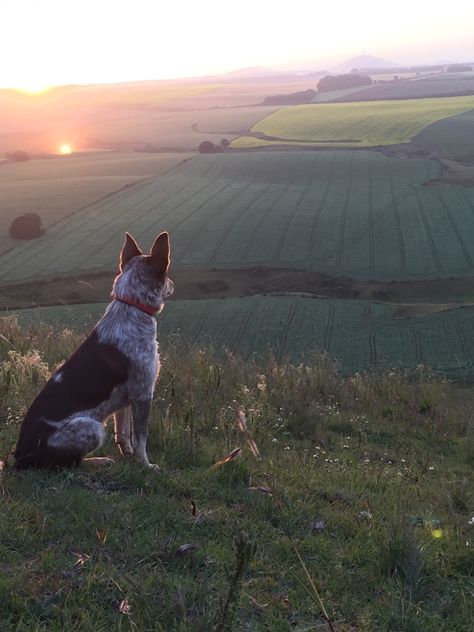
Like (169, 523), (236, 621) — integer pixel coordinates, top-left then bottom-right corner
(58, 144), (73, 155)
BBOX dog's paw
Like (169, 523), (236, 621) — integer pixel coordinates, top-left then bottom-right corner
(146, 463), (162, 472)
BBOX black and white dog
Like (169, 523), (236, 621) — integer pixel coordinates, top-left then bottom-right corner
(14, 231), (173, 470)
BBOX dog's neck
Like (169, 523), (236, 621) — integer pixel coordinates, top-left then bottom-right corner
(112, 295), (160, 316)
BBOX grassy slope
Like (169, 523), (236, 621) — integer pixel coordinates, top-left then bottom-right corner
(2, 151), (474, 282)
(0, 152), (190, 255)
(232, 96), (474, 148)
(0, 319), (472, 631)
(7, 297), (474, 380)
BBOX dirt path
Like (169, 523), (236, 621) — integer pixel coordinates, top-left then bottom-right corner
(2, 266), (474, 313)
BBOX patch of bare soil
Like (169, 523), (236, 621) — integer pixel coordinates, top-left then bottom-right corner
(2, 266), (474, 315)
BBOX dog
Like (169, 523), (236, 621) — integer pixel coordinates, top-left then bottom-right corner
(13, 231), (173, 470)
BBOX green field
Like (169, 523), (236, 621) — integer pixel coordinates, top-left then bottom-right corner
(7, 296), (474, 380)
(232, 96), (474, 148)
(2, 151), (474, 282)
(0, 152), (190, 256)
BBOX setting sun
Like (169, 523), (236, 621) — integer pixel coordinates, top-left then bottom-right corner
(58, 144), (73, 155)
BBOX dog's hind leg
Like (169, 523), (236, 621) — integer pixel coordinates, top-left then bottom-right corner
(114, 406), (134, 456)
(45, 417), (106, 468)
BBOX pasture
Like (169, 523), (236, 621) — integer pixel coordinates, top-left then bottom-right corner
(2, 151), (474, 282)
(0, 152), (190, 255)
(7, 296), (474, 380)
(232, 96), (474, 148)
(1, 316), (472, 631)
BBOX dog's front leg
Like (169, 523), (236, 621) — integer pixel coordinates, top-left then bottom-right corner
(131, 399), (157, 469)
(114, 406), (134, 456)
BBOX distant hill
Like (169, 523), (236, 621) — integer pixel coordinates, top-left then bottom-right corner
(332, 55), (398, 73)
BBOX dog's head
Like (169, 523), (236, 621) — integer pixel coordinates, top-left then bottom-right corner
(112, 232), (174, 311)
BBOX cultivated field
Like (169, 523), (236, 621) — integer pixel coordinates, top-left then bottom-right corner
(8, 296), (474, 379)
(0, 152), (190, 255)
(2, 151), (474, 283)
(330, 71), (474, 102)
(413, 107), (474, 161)
(232, 96), (474, 148)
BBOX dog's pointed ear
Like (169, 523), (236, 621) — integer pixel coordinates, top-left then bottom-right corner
(149, 232), (170, 277)
(120, 232), (142, 271)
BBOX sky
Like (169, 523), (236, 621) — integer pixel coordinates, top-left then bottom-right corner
(1, 0), (474, 90)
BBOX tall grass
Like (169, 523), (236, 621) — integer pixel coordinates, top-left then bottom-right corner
(0, 316), (472, 630)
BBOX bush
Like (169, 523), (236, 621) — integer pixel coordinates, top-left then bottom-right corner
(317, 73), (372, 92)
(198, 141), (223, 154)
(9, 213), (44, 240)
(6, 150), (30, 162)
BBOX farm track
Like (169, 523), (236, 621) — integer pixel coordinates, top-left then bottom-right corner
(336, 153), (354, 267)
(368, 154), (375, 273)
(231, 304), (255, 353)
(307, 153), (337, 262)
(277, 301), (298, 359)
(323, 303), (336, 352)
(191, 304), (217, 344)
(369, 331), (377, 366)
(454, 324), (472, 369)
(413, 188), (443, 273)
(436, 190), (473, 268)
(387, 162), (407, 273)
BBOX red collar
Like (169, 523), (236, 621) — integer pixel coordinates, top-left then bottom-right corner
(113, 295), (159, 316)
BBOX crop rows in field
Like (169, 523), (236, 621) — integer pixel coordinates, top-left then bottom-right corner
(7, 296), (474, 379)
(1, 151), (474, 282)
(232, 96), (474, 148)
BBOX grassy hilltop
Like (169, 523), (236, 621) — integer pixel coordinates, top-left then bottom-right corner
(0, 317), (473, 631)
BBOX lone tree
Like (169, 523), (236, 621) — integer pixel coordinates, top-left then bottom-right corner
(9, 213), (44, 240)
(198, 141), (223, 154)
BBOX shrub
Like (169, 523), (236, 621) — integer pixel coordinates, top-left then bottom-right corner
(9, 213), (44, 240)
(198, 141), (223, 154)
(317, 73), (372, 92)
(6, 150), (30, 162)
